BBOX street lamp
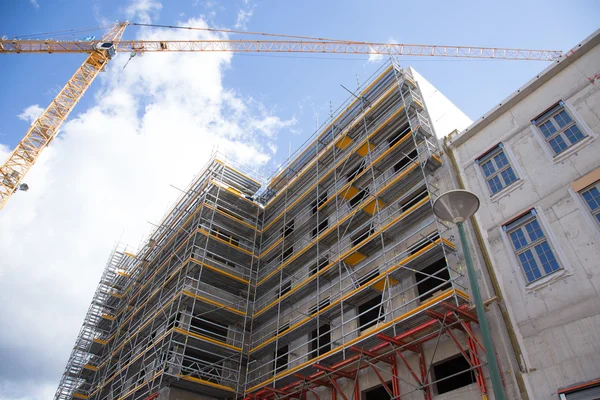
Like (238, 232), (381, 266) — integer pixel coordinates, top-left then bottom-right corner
(433, 190), (507, 400)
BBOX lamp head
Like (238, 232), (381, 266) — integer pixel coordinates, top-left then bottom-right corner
(433, 189), (480, 223)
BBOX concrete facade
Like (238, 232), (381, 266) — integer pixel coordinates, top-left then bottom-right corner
(447, 29), (600, 400)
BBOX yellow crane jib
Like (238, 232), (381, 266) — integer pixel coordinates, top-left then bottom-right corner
(0, 20), (563, 211)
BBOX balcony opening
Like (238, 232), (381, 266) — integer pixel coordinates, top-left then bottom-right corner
(357, 269), (379, 287)
(349, 187), (370, 208)
(206, 251), (236, 268)
(190, 316), (228, 342)
(347, 160), (366, 182)
(358, 294), (384, 331)
(310, 324), (331, 359)
(416, 257), (451, 300)
(273, 345), (289, 374)
(388, 127), (411, 147)
(399, 188), (428, 213)
(282, 219), (294, 238)
(393, 149), (418, 173)
(433, 354), (475, 394)
(409, 232), (439, 255)
(183, 347), (223, 384)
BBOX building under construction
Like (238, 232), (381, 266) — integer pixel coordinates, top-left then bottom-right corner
(55, 62), (521, 400)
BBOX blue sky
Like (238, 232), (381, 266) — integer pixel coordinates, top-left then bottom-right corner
(0, 0), (598, 399)
(1, 0), (599, 169)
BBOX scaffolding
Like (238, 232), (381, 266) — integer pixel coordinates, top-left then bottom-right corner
(56, 60), (504, 400)
(55, 154), (264, 400)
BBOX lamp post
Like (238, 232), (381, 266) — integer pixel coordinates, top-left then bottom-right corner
(433, 189), (507, 400)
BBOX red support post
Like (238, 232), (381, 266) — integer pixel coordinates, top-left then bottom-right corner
(308, 388), (322, 400)
(395, 350), (423, 386)
(467, 328), (488, 397)
(368, 363), (394, 397)
(313, 364), (355, 380)
(440, 301), (478, 322)
(391, 354), (401, 399)
(377, 333), (419, 353)
(419, 348), (432, 400)
(349, 345), (392, 364)
(327, 377), (348, 400)
(353, 376), (360, 400)
(445, 328), (476, 368)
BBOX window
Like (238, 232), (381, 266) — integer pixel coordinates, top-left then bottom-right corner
(309, 298), (330, 315)
(352, 224), (374, 247)
(277, 322), (290, 335)
(312, 192), (328, 214)
(347, 160), (366, 182)
(312, 219), (329, 238)
(279, 280), (292, 298)
(273, 345), (288, 374)
(581, 182), (600, 224)
(533, 102), (586, 155)
(309, 325), (332, 360)
(364, 383), (393, 400)
(432, 354), (475, 394)
(476, 144), (518, 195)
(504, 210), (561, 283)
(416, 258), (451, 300)
(310, 256), (329, 276)
(282, 246), (293, 261)
(358, 294), (384, 331)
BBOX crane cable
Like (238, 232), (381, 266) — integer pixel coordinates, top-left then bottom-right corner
(130, 22), (372, 44)
(11, 25), (114, 39)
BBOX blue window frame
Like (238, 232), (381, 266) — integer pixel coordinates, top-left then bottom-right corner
(504, 210), (561, 283)
(476, 144), (518, 195)
(532, 102), (586, 155)
(581, 182), (600, 224)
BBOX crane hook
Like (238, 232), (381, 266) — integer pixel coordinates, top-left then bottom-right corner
(122, 51), (137, 70)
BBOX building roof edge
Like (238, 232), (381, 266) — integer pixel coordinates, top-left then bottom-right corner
(446, 29), (600, 148)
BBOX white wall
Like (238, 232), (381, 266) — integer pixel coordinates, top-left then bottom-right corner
(449, 34), (600, 400)
(409, 67), (473, 139)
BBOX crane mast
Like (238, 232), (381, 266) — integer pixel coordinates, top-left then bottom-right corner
(0, 22), (127, 210)
(0, 21), (563, 211)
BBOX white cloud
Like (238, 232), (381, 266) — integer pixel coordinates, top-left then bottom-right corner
(125, 0), (162, 24)
(17, 104), (44, 125)
(0, 9), (293, 400)
(29, 0), (39, 9)
(368, 37), (398, 64)
(234, 3), (254, 29)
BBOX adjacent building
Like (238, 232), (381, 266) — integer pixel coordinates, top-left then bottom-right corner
(447, 29), (600, 399)
(55, 61), (533, 400)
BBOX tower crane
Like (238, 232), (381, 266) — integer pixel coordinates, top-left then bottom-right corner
(0, 21), (563, 211)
